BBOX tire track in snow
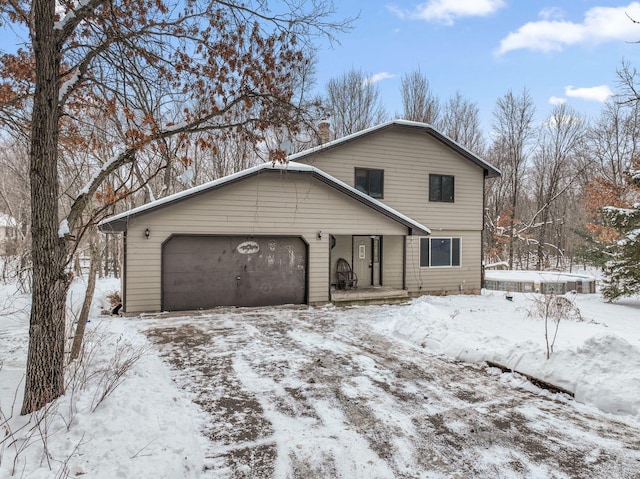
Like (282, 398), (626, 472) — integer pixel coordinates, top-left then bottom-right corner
(143, 306), (640, 478)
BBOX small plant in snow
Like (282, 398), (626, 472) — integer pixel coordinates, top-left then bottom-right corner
(528, 294), (583, 359)
(90, 336), (149, 412)
(105, 291), (122, 309)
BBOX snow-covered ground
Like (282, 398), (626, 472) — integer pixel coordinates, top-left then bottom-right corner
(392, 291), (640, 416)
(1, 276), (639, 478)
(0, 278), (204, 478)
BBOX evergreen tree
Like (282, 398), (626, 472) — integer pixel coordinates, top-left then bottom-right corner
(601, 166), (640, 301)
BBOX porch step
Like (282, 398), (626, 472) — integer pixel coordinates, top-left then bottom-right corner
(331, 287), (410, 306)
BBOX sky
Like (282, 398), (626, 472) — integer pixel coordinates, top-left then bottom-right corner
(313, 0), (640, 132)
(2, 1), (640, 136)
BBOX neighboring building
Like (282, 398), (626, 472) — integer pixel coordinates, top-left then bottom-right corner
(484, 270), (597, 294)
(99, 120), (500, 313)
(0, 213), (18, 255)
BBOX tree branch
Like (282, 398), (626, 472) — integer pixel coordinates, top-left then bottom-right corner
(65, 91), (289, 230)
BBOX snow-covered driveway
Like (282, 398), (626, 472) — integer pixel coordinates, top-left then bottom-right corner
(141, 304), (640, 478)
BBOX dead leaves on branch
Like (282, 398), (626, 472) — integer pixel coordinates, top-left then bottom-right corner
(0, 49), (35, 109)
(94, 185), (128, 206)
(3, 0), (346, 227)
(584, 175), (640, 243)
(3, 0), (317, 135)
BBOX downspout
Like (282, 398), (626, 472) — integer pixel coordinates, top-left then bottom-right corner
(122, 231), (127, 312)
(481, 170), (487, 289)
(403, 230), (408, 290)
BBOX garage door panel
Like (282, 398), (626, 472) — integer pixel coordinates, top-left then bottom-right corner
(162, 236), (306, 310)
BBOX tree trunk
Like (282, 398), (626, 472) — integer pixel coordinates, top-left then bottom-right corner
(21, 0), (68, 415)
(508, 194), (517, 270)
(70, 235), (98, 362)
(103, 239), (110, 277)
(537, 222), (547, 271)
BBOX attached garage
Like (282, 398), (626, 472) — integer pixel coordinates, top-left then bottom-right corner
(162, 235), (307, 310)
(98, 161), (430, 313)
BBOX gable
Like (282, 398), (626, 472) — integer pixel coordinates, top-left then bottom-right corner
(99, 165), (430, 236)
(126, 173), (412, 236)
(290, 120), (500, 178)
(292, 124), (488, 230)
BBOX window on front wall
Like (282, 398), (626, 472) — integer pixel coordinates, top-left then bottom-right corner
(429, 174), (454, 202)
(420, 237), (461, 267)
(355, 168), (384, 198)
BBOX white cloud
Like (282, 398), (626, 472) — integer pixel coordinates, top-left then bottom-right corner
(539, 7), (565, 21)
(549, 96), (566, 105)
(565, 85), (613, 103)
(364, 72), (396, 85)
(388, 0), (506, 26)
(496, 2), (640, 55)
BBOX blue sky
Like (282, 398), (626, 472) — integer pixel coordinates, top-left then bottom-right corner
(2, 1), (639, 134)
(313, 0), (640, 132)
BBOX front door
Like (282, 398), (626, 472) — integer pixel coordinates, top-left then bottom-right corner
(353, 236), (381, 287)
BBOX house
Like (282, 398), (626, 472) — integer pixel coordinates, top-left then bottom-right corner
(0, 213), (18, 255)
(99, 120), (500, 313)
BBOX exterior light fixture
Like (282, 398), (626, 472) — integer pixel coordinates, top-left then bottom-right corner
(144, 228), (150, 239)
(317, 231), (323, 240)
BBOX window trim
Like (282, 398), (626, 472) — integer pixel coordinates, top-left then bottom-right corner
(429, 174), (455, 203)
(419, 237), (461, 268)
(354, 167), (384, 199)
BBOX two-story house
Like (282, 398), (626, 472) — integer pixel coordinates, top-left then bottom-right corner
(99, 120), (500, 313)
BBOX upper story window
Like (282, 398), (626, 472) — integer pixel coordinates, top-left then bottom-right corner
(429, 174), (454, 202)
(355, 168), (384, 198)
(420, 237), (461, 267)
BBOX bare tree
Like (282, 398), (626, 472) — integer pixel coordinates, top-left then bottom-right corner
(398, 68), (440, 124)
(490, 88), (537, 269)
(324, 68), (388, 138)
(437, 91), (485, 155)
(0, 0), (351, 414)
(529, 104), (586, 269)
(587, 100), (640, 187)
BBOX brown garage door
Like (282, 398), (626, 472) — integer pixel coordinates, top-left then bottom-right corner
(162, 235), (307, 311)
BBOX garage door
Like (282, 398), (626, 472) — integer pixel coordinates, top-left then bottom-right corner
(162, 235), (307, 311)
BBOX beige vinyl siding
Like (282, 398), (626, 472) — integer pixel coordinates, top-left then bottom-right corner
(382, 235), (404, 288)
(299, 128), (485, 231)
(405, 230), (482, 295)
(329, 235), (354, 286)
(298, 126), (487, 296)
(123, 172), (408, 312)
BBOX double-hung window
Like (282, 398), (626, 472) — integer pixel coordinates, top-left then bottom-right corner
(429, 174), (454, 202)
(355, 168), (384, 198)
(420, 237), (461, 267)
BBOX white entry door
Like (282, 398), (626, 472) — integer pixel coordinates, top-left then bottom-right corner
(353, 236), (381, 287)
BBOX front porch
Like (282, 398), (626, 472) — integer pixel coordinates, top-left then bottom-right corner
(330, 286), (410, 306)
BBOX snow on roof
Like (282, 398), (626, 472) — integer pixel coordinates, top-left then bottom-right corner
(287, 119), (501, 178)
(485, 270), (597, 283)
(99, 161), (431, 235)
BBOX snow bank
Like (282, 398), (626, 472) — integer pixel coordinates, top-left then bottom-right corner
(393, 293), (640, 417)
(0, 279), (204, 479)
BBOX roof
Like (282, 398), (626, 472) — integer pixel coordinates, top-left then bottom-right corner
(98, 161), (431, 236)
(289, 119), (501, 178)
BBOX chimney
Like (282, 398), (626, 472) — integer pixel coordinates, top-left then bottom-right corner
(318, 120), (331, 145)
